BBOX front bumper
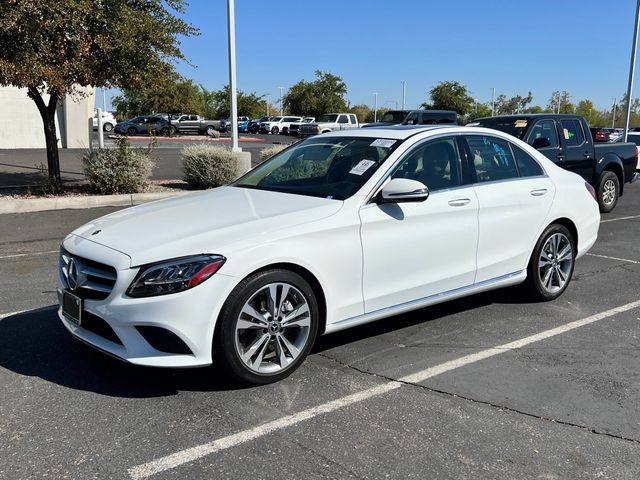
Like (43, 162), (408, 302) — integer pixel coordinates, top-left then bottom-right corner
(57, 239), (238, 367)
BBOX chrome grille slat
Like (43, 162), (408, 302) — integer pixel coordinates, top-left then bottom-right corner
(80, 264), (117, 281)
(59, 248), (117, 300)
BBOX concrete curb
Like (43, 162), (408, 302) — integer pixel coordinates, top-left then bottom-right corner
(0, 190), (194, 215)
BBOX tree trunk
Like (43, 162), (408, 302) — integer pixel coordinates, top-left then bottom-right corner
(28, 87), (61, 183)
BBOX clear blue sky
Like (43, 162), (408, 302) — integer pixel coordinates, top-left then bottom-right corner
(103, 0), (640, 112)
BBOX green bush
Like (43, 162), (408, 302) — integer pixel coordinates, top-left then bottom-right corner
(82, 138), (154, 194)
(259, 144), (288, 161)
(182, 144), (239, 189)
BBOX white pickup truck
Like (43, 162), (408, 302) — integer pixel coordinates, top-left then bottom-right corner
(298, 113), (359, 137)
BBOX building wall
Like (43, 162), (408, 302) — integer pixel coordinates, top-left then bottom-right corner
(0, 85), (95, 149)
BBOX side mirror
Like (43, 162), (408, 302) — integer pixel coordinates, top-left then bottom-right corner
(532, 137), (551, 149)
(378, 178), (429, 203)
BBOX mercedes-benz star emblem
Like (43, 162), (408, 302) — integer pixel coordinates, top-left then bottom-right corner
(67, 258), (80, 291)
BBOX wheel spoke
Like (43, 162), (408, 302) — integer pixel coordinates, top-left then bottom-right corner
(276, 284), (290, 318)
(278, 333), (301, 358)
(282, 304), (310, 326)
(237, 318), (266, 331)
(542, 267), (554, 289)
(240, 304), (269, 326)
(553, 269), (563, 288)
(251, 336), (271, 368)
(557, 267), (568, 283)
(557, 244), (572, 262)
(240, 333), (269, 364)
(539, 256), (552, 268)
(267, 284), (278, 317)
(276, 336), (291, 368)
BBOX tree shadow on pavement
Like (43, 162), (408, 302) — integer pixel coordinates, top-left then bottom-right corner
(0, 306), (243, 398)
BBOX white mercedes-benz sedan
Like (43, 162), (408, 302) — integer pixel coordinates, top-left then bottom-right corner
(58, 126), (600, 384)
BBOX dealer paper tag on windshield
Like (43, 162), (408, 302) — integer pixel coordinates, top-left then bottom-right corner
(349, 159), (376, 175)
(370, 139), (396, 148)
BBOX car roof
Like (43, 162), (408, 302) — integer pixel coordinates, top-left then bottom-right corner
(318, 125), (460, 139)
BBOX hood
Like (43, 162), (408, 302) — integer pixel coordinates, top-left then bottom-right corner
(71, 186), (342, 267)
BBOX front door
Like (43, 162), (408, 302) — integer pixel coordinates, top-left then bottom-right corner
(557, 118), (594, 181)
(360, 136), (479, 312)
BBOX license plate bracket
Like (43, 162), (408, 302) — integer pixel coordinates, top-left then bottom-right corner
(62, 291), (82, 326)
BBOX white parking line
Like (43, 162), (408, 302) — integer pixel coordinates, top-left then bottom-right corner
(586, 253), (639, 264)
(601, 214), (640, 223)
(0, 305), (56, 320)
(128, 298), (640, 480)
(0, 250), (58, 260)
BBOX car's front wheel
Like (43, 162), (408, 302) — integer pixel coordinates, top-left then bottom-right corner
(205, 125), (215, 136)
(127, 127), (137, 135)
(271, 126), (279, 135)
(525, 224), (575, 301)
(103, 122), (114, 133)
(214, 269), (319, 385)
(597, 171), (619, 213)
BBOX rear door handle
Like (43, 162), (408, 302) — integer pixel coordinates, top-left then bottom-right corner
(530, 188), (548, 197)
(448, 198), (471, 207)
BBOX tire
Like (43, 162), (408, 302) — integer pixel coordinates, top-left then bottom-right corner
(205, 125), (215, 136)
(160, 127), (170, 136)
(525, 224), (575, 301)
(271, 126), (279, 135)
(103, 123), (114, 133)
(213, 269), (319, 385)
(597, 171), (619, 213)
(282, 127), (289, 135)
(127, 127), (137, 135)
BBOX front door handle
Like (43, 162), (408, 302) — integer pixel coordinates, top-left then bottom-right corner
(530, 188), (548, 197)
(584, 151), (591, 158)
(448, 198), (471, 207)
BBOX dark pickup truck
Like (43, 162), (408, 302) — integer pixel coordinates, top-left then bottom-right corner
(469, 114), (639, 212)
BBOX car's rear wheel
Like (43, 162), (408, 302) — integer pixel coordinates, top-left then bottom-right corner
(282, 127), (289, 135)
(597, 171), (619, 213)
(214, 269), (319, 385)
(525, 224), (575, 301)
(271, 126), (279, 135)
(127, 127), (137, 135)
(103, 123), (114, 133)
(160, 127), (170, 136)
(205, 125), (215, 136)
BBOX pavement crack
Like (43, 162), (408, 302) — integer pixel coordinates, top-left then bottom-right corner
(316, 353), (640, 446)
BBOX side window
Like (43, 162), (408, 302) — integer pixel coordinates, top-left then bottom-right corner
(420, 113), (436, 125)
(390, 137), (461, 191)
(338, 115), (349, 124)
(190, 115), (198, 121)
(466, 135), (518, 182)
(405, 112), (419, 125)
(511, 144), (544, 177)
(560, 119), (585, 147)
(528, 120), (558, 148)
(349, 114), (357, 124)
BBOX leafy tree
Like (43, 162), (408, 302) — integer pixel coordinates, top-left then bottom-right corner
(421, 81), (474, 116)
(206, 85), (266, 119)
(0, 0), (198, 184)
(494, 92), (533, 115)
(466, 103), (492, 121)
(365, 107), (388, 123)
(575, 99), (596, 125)
(547, 91), (574, 114)
(349, 104), (372, 123)
(284, 70), (349, 118)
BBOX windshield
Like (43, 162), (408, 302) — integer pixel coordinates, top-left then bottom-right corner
(318, 114), (338, 122)
(233, 136), (399, 200)
(379, 111), (410, 123)
(471, 118), (528, 139)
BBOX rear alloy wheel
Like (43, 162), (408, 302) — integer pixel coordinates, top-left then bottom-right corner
(103, 123), (114, 133)
(127, 127), (137, 135)
(597, 171), (619, 213)
(214, 270), (319, 385)
(271, 126), (279, 135)
(205, 125), (215, 136)
(526, 224), (575, 301)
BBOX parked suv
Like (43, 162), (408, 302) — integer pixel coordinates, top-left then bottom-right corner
(114, 116), (170, 136)
(363, 109), (457, 128)
(260, 116), (304, 135)
(298, 113), (359, 137)
(288, 117), (315, 136)
(92, 110), (117, 132)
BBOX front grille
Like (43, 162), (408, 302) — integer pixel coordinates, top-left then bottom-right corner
(60, 248), (117, 300)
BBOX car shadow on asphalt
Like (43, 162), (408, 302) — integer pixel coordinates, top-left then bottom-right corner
(0, 288), (531, 397)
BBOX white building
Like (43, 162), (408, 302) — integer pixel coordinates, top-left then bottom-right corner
(0, 85), (95, 149)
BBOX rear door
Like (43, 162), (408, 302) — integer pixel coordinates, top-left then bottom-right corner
(464, 134), (556, 282)
(526, 119), (562, 164)
(557, 118), (594, 180)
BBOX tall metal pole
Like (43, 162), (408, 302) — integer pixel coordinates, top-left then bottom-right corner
(102, 88), (107, 111)
(373, 92), (378, 122)
(278, 86), (284, 115)
(492, 88), (496, 115)
(401, 81), (406, 110)
(266, 94), (270, 116)
(226, 0), (240, 152)
(624, 0), (640, 142)
(612, 98), (617, 128)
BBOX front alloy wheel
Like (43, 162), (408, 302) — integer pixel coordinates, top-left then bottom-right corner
(526, 224), (575, 301)
(214, 269), (319, 385)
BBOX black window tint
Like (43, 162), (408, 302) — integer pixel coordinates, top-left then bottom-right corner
(391, 137), (460, 191)
(467, 135), (518, 182)
(560, 119), (583, 147)
(512, 144), (544, 177)
(349, 114), (357, 124)
(528, 120), (558, 148)
(338, 115), (349, 124)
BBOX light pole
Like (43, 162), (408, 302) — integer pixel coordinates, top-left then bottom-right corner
(373, 92), (378, 122)
(102, 88), (107, 111)
(266, 93), (270, 116)
(624, 0), (640, 142)
(491, 87), (495, 116)
(278, 86), (284, 115)
(226, 0), (240, 152)
(401, 81), (407, 110)
(612, 98), (617, 128)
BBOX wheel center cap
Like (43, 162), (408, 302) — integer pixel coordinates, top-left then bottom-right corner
(268, 322), (280, 334)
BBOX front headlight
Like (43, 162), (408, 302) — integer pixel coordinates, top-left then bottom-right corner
(126, 255), (226, 298)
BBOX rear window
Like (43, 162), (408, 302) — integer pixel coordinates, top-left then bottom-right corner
(560, 119), (585, 146)
(471, 118), (529, 139)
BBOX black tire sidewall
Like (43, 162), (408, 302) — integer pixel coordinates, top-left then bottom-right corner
(271, 126), (279, 135)
(527, 224), (575, 301)
(214, 270), (319, 385)
(127, 127), (136, 135)
(598, 171), (619, 213)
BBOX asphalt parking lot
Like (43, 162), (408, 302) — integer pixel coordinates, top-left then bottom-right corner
(1, 187), (640, 479)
